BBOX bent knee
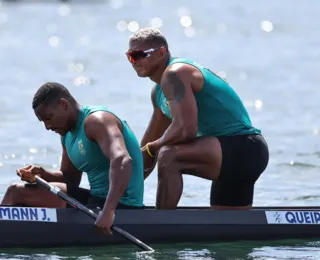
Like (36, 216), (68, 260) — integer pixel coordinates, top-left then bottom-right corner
(158, 145), (178, 166)
(158, 145), (178, 161)
(5, 182), (29, 204)
(157, 145), (180, 173)
(6, 182), (26, 193)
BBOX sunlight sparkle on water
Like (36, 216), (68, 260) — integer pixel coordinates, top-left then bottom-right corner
(243, 100), (263, 111)
(49, 36), (60, 47)
(75, 63), (84, 72)
(57, 4), (71, 16)
(290, 160), (294, 165)
(117, 21), (128, 32)
(28, 148), (38, 154)
(180, 16), (192, 28)
(260, 20), (274, 32)
(68, 62), (84, 73)
(255, 100), (263, 110)
(313, 129), (319, 135)
(73, 76), (90, 87)
(128, 21), (139, 32)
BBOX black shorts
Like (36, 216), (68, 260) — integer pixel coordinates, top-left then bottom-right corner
(67, 186), (143, 210)
(210, 134), (269, 207)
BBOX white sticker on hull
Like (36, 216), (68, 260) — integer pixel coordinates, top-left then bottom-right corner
(0, 207), (57, 222)
(266, 211), (320, 224)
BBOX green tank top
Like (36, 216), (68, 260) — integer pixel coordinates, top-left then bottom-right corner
(155, 58), (261, 136)
(61, 105), (144, 207)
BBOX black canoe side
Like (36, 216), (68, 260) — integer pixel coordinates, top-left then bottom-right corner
(0, 206), (319, 248)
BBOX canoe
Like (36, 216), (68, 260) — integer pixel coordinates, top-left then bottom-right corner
(0, 205), (320, 248)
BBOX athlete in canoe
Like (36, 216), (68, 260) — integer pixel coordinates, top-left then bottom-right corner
(126, 27), (269, 210)
(1, 82), (144, 233)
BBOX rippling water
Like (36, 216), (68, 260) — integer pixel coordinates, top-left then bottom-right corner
(1, 0), (320, 259)
(1, 240), (320, 260)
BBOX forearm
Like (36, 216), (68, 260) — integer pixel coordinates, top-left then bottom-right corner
(140, 115), (159, 147)
(103, 156), (132, 212)
(155, 120), (196, 149)
(40, 169), (65, 182)
(140, 110), (171, 147)
(140, 131), (155, 147)
(41, 169), (81, 186)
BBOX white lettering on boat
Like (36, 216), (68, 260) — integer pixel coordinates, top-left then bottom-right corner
(0, 207), (57, 222)
(266, 211), (320, 224)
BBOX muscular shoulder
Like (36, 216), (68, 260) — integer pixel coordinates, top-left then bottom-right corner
(162, 63), (203, 93)
(84, 111), (121, 139)
(160, 64), (191, 102)
(164, 63), (198, 78)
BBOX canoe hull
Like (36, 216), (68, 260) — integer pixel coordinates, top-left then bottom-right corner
(1, 206), (320, 248)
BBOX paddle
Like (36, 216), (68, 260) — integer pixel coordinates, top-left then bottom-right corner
(34, 176), (154, 252)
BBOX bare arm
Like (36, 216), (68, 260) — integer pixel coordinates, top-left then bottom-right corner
(140, 86), (171, 147)
(151, 65), (198, 150)
(85, 112), (132, 212)
(40, 143), (82, 186)
(140, 86), (171, 178)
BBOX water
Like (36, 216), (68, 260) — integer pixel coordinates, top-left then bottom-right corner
(1, 240), (320, 259)
(1, 0), (320, 258)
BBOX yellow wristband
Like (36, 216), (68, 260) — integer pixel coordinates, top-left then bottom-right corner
(146, 143), (155, 158)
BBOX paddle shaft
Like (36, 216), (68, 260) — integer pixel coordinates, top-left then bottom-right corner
(35, 176), (154, 252)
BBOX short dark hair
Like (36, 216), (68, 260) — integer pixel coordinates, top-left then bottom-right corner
(129, 27), (169, 50)
(32, 82), (75, 109)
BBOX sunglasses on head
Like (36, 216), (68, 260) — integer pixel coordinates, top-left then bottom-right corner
(126, 47), (161, 63)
